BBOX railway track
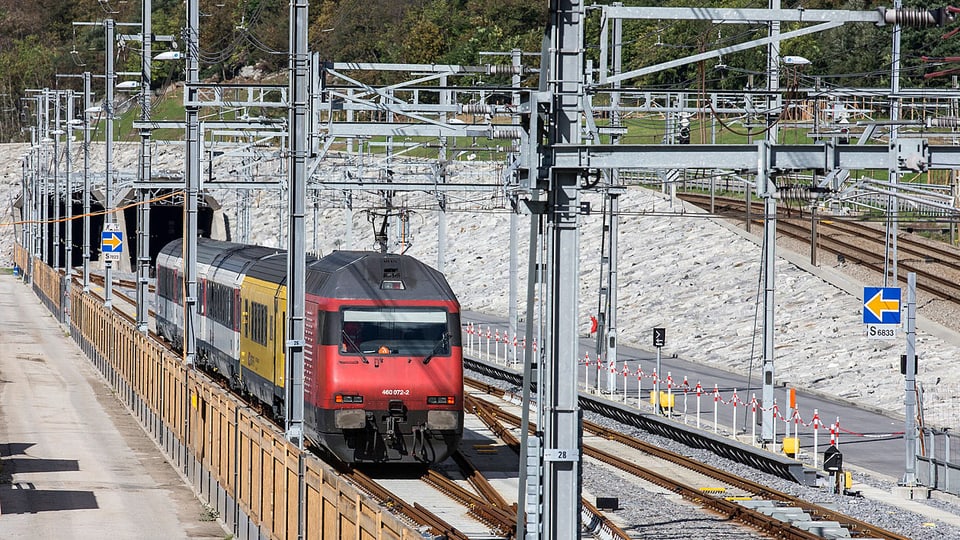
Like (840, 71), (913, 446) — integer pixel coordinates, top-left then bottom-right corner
(465, 377), (910, 540)
(679, 192), (960, 304)
(77, 269), (914, 539)
(81, 272), (513, 538)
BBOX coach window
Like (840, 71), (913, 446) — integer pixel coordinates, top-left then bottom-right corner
(208, 283), (215, 320)
(251, 302), (268, 346)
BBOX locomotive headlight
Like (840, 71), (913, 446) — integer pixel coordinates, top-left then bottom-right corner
(335, 394), (364, 404)
(427, 396), (455, 405)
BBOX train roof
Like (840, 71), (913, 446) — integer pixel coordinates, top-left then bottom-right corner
(159, 238), (284, 271)
(158, 239), (457, 305)
(307, 250), (457, 303)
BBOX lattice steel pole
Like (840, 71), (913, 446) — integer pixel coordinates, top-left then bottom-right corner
(136, 0), (154, 332)
(184, 1), (199, 367)
(542, 1), (585, 537)
(104, 18), (116, 308)
(286, 3), (310, 540)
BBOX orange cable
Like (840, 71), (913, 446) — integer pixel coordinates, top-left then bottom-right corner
(0, 190), (185, 227)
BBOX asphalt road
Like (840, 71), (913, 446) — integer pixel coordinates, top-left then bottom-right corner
(0, 274), (228, 539)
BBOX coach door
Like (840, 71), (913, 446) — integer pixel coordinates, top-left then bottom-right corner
(273, 288), (287, 390)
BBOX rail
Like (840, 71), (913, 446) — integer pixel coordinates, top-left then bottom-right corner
(465, 357), (815, 486)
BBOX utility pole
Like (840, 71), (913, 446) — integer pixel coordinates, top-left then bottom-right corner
(761, 0), (782, 445)
(604, 11), (623, 395)
(286, 0), (308, 450)
(104, 18), (116, 308)
(904, 272), (918, 486)
(509, 49), (521, 363)
(885, 0), (903, 288)
(286, 3), (310, 540)
(40, 89), (49, 266)
(184, 1), (200, 366)
(438, 73), (449, 273)
(82, 72), (92, 292)
(53, 91), (61, 271)
(540, 1), (584, 537)
(64, 89), (74, 322)
(136, 0), (154, 332)
(20, 153), (29, 278)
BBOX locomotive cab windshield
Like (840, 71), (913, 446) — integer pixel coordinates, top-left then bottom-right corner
(340, 308), (450, 357)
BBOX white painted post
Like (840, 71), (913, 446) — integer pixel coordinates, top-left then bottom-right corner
(485, 326), (491, 359)
(772, 400), (779, 449)
(812, 409), (820, 469)
(732, 389), (739, 437)
(622, 362), (628, 403)
(667, 372), (673, 414)
(695, 382), (702, 429)
(713, 384), (719, 434)
(584, 352), (590, 392)
(751, 394), (758, 446)
(652, 370), (659, 413)
(785, 404), (791, 441)
(637, 367), (644, 409)
(596, 353), (602, 394)
(682, 376), (689, 424)
(794, 409), (800, 455)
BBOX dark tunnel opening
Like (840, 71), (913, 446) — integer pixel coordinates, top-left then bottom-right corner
(43, 194), (215, 275)
(123, 201), (214, 275)
(42, 198), (104, 269)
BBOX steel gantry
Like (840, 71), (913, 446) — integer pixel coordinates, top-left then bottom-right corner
(21, 3), (960, 539)
(518, 3), (960, 538)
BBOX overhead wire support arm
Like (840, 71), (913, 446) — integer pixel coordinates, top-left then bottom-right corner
(597, 5), (957, 85)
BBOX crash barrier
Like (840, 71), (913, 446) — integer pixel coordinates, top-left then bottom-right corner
(918, 428), (960, 497)
(20, 256), (423, 540)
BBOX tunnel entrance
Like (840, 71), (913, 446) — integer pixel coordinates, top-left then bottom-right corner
(27, 190), (219, 274)
(123, 198), (215, 275)
(35, 197), (105, 269)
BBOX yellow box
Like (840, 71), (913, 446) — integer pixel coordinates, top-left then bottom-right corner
(845, 471), (853, 489)
(649, 391), (675, 409)
(782, 437), (799, 456)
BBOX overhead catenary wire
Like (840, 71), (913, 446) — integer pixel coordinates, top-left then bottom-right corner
(0, 189), (183, 228)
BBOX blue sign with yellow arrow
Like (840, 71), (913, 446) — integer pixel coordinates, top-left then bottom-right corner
(863, 287), (901, 325)
(101, 230), (123, 253)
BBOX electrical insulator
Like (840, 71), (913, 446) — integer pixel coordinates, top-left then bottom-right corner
(489, 127), (524, 140)
(881, 7), (955, 28)
(461, 103), (494, 116)
(487, 64), (523, 76)
(927, 117), (960, 128)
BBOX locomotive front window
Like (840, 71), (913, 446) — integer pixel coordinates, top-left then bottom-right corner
(341, 309), (449, 356)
